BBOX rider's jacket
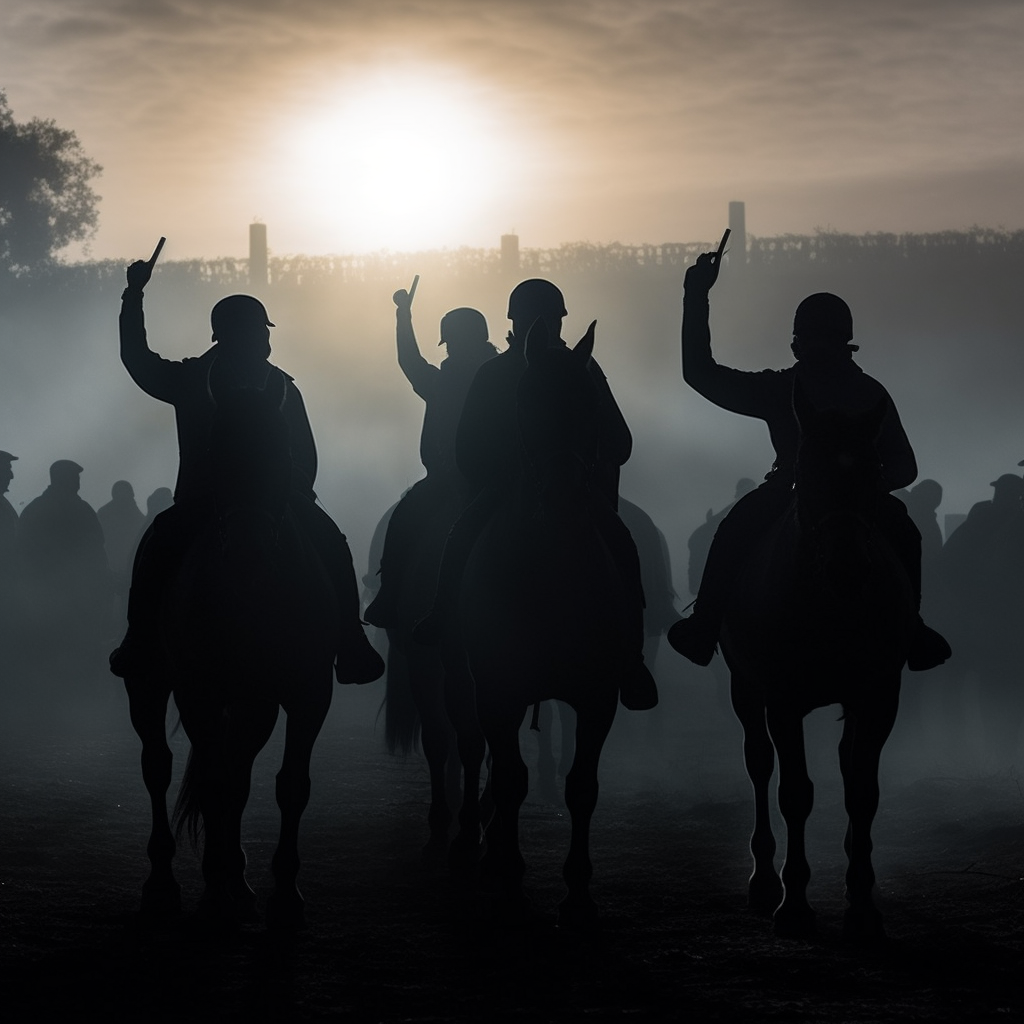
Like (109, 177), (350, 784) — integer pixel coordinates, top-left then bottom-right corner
(400, 344), (496, 479)
(682, 296), (917, 491)
(119, 289), (318, 507)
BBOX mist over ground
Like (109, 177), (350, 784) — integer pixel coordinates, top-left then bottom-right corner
(2, 231), (1022, 585)
(1, 232), (1023, 1020)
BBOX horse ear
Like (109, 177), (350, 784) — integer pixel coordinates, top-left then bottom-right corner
(524, 317), (549, 366)
(792, 378), (817, 431)
(573, 320), (596, 365)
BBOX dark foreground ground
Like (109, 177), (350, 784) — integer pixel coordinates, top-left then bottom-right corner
(0, 644), (1021, 1023)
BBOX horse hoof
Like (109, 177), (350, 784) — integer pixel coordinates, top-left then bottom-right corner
(772, 904), (817, 940)
(843, 906), (887, 945)
(140, 879), (182, 918)
(476, 889), (533, 927)
(556, 896), (600, 931)
(447, 832), (482, 878)
(266, 892), (306, 931)
(748, 873), (784, 916)
(198, 885), (259, 925)
(419, 833), (450, 870)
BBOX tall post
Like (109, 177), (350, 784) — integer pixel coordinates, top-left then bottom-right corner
(728, 202), (746, 266)
(249, 221), (268, 289)
(501, 233), (520, 275)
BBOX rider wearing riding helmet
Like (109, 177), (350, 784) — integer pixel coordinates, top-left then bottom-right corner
(415, 278), (659, 711)
(109, 255), (383, 685)
(669, 246), (951, 672)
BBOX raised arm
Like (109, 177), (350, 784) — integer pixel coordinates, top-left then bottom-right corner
(119, 251), (181, 402)
(682, 238), (774, 418)
(393, 286), (437, 399)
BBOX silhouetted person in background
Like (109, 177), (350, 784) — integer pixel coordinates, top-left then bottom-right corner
(109, 255), (383, 684)
(416, 278), (657, 710)
(618, 496), (680, 643)
(0, 451), (19, 618)
(669, 247), (950, 672)
(901, 478), (944, 565)
(942, 472), (1024, 613)
(142, 486), (174, 528)
(363, 287), (496, 627)
(0, 451), (18, 572)
(97, 480), (146, 578)
(686, 477), (756, 600)
(18, 459), (110, 637)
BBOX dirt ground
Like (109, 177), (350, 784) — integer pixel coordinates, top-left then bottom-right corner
(1, 644), (1021, 1023)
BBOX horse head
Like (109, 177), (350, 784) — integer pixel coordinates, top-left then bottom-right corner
(517, 319), (600, 512)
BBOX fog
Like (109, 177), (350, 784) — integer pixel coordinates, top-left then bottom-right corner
(2, 232), (1023, 795)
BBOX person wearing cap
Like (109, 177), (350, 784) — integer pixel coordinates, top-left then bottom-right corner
(17, 460), (109, 627)
(109, 253), (383, 685)
(0, 452), (19, 591)
(668, 244), (950, 672)
(363, 286), (496, 628)
(413, 278), (659, 712)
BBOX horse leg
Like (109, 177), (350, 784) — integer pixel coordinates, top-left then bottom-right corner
(766, 705), (816, 939)
(444, 663), (486, 877)
(268, 682), (332, 929)
(839, 696), (898, 943)
(125, 676), (180, 915)
(412, 663), (455, 858)
(220, 700), (280, 917)
(557, 700), (577, 778)
(478, 703), (530, 919)
(532, 700), (561, 804)
(175, 700), (235, 917)
(557, 691), (616, 929)
(730, 678), (782, 914)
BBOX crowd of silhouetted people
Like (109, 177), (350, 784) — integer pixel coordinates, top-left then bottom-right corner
(0, 449), (172, 661)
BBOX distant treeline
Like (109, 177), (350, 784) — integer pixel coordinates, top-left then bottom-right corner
(4, 228), (1023, 294)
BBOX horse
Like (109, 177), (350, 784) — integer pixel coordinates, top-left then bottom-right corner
(720, 387), (914, 942)
(376, 479), (486, 869)
(530, 497), (679, 796)
(455, 323), (629, 927)
(123, 365), (338, 928)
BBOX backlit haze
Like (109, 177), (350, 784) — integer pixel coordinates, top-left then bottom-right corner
(3, 0), (1023, 259)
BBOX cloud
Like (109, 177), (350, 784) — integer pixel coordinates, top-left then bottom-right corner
(2, 0), (1022, 255)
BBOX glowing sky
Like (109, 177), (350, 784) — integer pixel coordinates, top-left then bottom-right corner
(3, 0), (1023, 258)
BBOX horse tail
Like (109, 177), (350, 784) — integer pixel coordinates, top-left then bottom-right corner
(171, 746), (204, 852)
(382, 637), (421, 756)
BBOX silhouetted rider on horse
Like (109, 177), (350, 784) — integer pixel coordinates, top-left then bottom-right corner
(415, 278), (658, 711)
(363, 283), (497, 628)
(109, 248), (383, 685)
(669, 241), (951, 672)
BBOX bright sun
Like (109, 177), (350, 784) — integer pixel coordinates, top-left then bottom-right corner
(287, 73), (515, 252)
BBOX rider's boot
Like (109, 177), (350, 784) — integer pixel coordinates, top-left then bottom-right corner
(906, 616), (952, 672)
(335, 621), (385, 684)
(667, 605), (719, 667)
(109, 624), (158, 678)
